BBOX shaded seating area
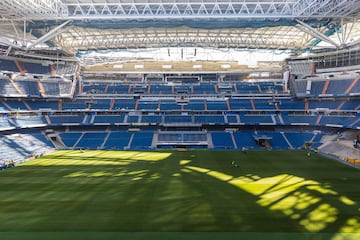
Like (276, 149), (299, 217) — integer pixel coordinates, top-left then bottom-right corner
(0, 133), (53, 163)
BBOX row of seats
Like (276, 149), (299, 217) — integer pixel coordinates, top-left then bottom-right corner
(57, 130), (321, 151)
(1, 98), (359, 112)
(0, 77), (73, 98)
(0, 58), (77, 76)
(157, 132), (207, 142)
(60, 131), (154, 150)
(293, 77), (360, 97)
(211, 131), (322, 150)
(82, 81), (285, 95)
(0, 132), (53, 162)
(0, 128), (324, 165)
(1, 112), (359, 129)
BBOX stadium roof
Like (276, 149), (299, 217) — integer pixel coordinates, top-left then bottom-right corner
(0, 0), (360, 55)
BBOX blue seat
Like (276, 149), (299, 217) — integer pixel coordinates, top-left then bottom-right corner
(130, 132), (154, 149)
(75, 132), (107, 149)
(211, 132), (234, 149)
(103, 131), (132, 150)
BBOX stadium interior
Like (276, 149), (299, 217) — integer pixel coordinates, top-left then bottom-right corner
(0, 1), (360, 166)
(1, 2), (360, 239)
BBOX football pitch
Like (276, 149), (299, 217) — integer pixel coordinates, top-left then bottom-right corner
(0, 149), (359, 240)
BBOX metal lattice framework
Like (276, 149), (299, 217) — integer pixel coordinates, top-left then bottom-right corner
(63, 0), (360, 20)
(1, 0), (359, 21)
(56, 26), (312, 51)
(0, 0), (360, 53)
(0, 0), (67, 19)
(293, 0), (360, 18)
(64, 0), (297, 20)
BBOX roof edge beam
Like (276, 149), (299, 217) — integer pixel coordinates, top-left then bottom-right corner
(27, 20), (71, 48)
(346, 37), (360, 48)
(0, 39), (24, 49)
(296, 19), (340, 48)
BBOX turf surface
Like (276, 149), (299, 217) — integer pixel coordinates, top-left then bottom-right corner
(0, 150), (359, 240)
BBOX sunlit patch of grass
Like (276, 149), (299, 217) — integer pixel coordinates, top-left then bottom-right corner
(300, 203), (338, 232)
(180, 160), (191, 165)
(332, 233), (360, 240)
(186, 166), (211, 173)
(49, 150), (171, 161)
(337, 218), (360, 233)
(21, 150), (172, 167)
(186, 164), (358, 233)
(307, 185), (337, 195)
(269, 192), (320, 212)
(23, 158), (134, 166)
(186, 166), (233, 181)
(65, 170), (149, 178)
(206, 171), (233, 182)
(339, 196), (356, 206)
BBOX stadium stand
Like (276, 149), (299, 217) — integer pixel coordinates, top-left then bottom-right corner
(164, 115), (192, 124)
(127, 115), (140, 123)
(13, 115), (47, 128)
(157, 131), (208, 148)
(194, 115), (225, 124)
(60, 132), (83, 148)
(240, 114), (274, 125)
(93, 114), (125, 124)
(0, 45), (359, 165)
(102, 131), (132, 150)
(74, 132), (108, 149)
(184, 100), (206, 110)
(233, 132), (259, 150)
(112, 99), (136, 110)
(0, 116), (13, 130)
(284, 132), (317, 149)
(206, 100), (228, 111)
(0, 132), (53, 163)
(0, 57), (76, 76)
(130, 132), (154, 149)
(211, 132), (235, 149)
(49, 115), (86, 125)
(141, 115), (162, 124)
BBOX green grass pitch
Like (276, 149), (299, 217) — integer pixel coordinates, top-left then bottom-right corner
(0, 149), (360, 240)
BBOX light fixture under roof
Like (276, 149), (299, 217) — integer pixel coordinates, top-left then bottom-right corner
(134, 64), (144, 69)
(162, 64), (172, 69)
(113, 64), (123, 69)
(220, 64), (231, 69)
